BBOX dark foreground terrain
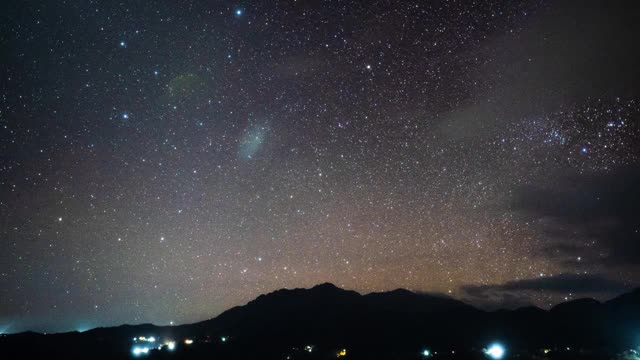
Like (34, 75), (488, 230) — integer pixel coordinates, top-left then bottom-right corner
(2, 283), (639, 360)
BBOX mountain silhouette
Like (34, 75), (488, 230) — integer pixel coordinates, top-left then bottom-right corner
(1, 283), (638, 360)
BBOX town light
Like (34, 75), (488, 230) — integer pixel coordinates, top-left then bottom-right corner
(485, 343), (505, 359)
(132, 346), (150, 356)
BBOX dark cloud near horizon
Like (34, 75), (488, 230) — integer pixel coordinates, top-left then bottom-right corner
(512, 166), (640, 268)
(461, 273), (634, 309)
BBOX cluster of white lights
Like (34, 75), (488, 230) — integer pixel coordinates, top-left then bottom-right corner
(131, 336), (179, 356)
(134, 336), (156, 343)
(132, 346), (150, 356)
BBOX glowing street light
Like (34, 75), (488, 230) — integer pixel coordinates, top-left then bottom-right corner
(422, 349), (431, 357)
(184, 339), (194, 345)
(485, 343), (506, 359)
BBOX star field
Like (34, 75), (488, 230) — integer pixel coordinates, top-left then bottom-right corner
(1, 0), (639, 333)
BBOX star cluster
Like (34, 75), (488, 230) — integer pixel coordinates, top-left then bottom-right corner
(1, 0), (639, 333)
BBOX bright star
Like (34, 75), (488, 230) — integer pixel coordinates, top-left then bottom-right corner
(122, 113), (129, 119)
(235, 9), (243, 16)
(119, 41), (126, 47)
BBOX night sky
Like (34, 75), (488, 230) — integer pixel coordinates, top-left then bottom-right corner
(1, 0), (639, 333)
